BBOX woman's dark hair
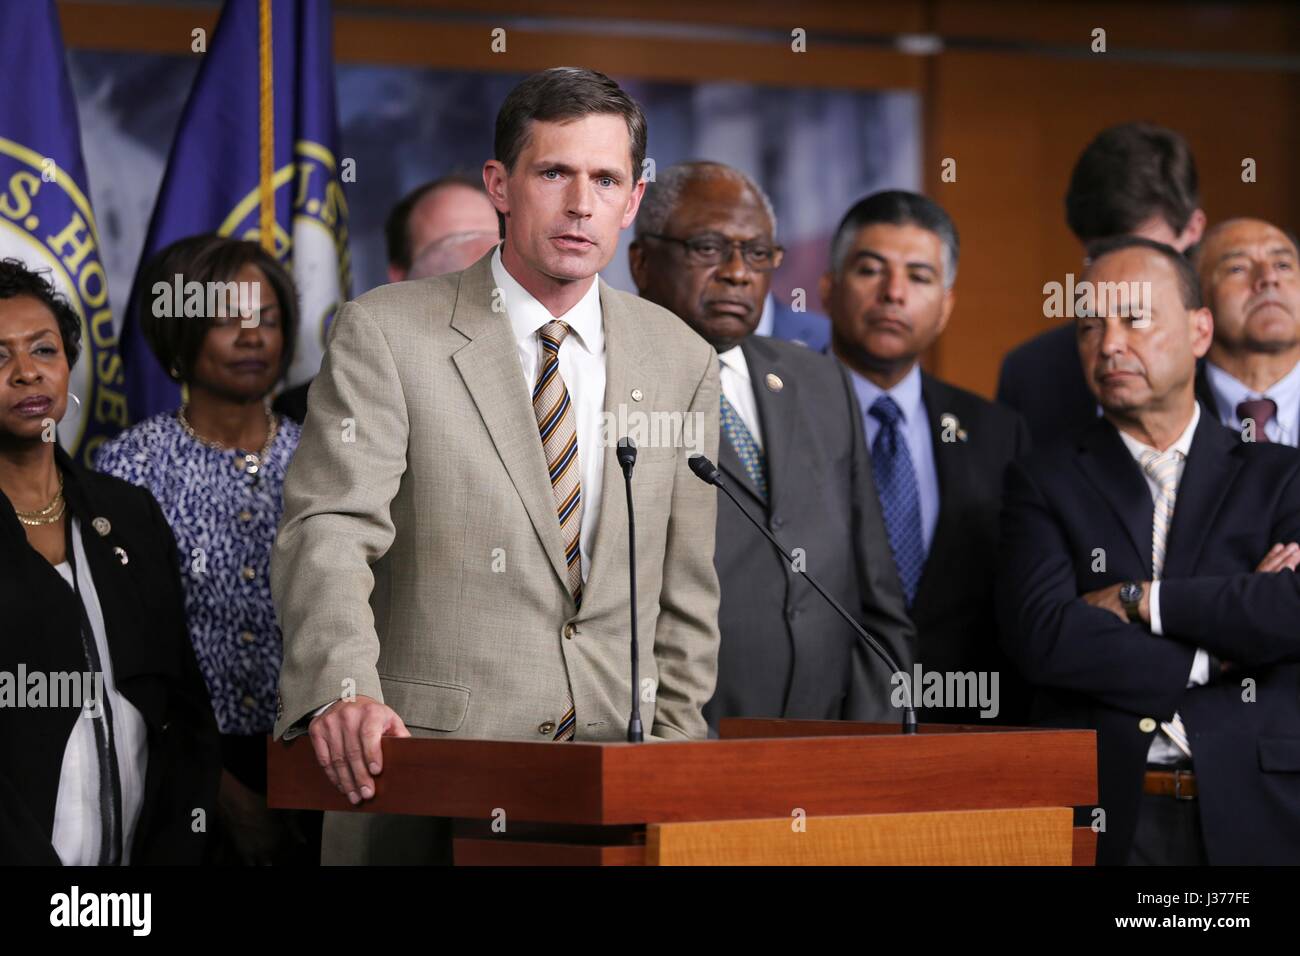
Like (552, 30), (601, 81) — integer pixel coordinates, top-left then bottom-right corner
(0, 258), (82, 367)
(135, 234), (298, 385)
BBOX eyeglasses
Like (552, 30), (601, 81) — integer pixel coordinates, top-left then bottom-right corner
(641, 233), (784, 272)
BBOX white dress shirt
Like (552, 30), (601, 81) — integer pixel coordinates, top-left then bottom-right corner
(1204, 359), (1300, 447)
(51, 517), (149, 865)
(491, 244), (606, 582)
(1114, 404), (1210, 762)
(717, 345), (763, 451)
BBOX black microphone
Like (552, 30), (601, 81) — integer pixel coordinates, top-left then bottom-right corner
(688, 453), (918, 734)
(618, 438), (643, 742)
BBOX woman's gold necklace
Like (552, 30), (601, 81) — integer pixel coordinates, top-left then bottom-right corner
(15, 471), (66, 527)
(178, 403), (278, 476)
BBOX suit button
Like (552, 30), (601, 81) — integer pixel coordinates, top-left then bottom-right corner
(239, 509), (253, 522)
(788, 608), (801, 621)
(241, 566), (256, 581)
(563, 623), (576, 640)
(538, 721), (556, 735)
(771, 517), (784, 530)
(240, 630), (256, 644)
(1139, 717), (1157, 733)
(241, 694), (257, 710)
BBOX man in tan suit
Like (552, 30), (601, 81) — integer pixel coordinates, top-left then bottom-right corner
(270, 68), (721, 863)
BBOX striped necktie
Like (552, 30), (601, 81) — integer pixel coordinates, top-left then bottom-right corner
(1140, 449), (1192, 759)
(533, 320), (581, 741)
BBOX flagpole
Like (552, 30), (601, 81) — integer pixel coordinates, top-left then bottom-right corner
(257, 0), (274, 253)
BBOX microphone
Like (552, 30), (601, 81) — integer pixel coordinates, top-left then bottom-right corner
(618, 438), (643, 742)
(687, 454), (917, 734)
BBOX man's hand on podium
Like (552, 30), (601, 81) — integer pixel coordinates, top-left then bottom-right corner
(308, 695), (411, 805)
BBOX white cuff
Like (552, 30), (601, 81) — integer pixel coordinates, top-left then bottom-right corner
(1188, 649), (1210, 687)
(1149, 580), (1163, 635)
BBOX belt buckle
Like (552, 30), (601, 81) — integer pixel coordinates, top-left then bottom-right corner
(1173, 768), (1195, 801)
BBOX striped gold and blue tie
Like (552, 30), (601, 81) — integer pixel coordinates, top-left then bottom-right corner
(534, 320), (581, 741)
(1140, 448), (1192, 758)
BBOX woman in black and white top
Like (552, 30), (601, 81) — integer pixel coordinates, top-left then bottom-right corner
(0, 258), (219, 865)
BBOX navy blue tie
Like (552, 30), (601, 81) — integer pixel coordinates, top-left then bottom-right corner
(869, 395), (925, 606)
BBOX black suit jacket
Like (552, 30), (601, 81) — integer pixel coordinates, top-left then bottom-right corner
(704, 335), (916, 731)
(997, 323), (1097, 446)
(910, 374), (1032, 723)
(998, 414), (1300, 864)
(0, 447), (220, 864)
(273, 380), (311, 425)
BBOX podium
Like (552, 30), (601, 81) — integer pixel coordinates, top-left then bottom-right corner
(268, 719), (1096, 865)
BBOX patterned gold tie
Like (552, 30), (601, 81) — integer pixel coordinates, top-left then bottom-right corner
(533, 320), (581, 741)
(1140, 449), (1192, 759)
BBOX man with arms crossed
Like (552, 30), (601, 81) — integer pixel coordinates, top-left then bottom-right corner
(999, 238), (1300, 864)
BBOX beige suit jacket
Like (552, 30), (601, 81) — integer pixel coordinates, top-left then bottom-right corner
(270, 252), (721, 861)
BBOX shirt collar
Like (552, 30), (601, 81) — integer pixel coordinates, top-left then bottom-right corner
(848, 361), (924, 424)
(1205, 359), (1300, 421)
(1116, 402), (1201, 462)
(717, 343), (752, 381)
(490, 244), (604, 355)
(754, 293), (775, 338)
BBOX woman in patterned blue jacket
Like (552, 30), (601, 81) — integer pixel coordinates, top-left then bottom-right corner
(96, 235), (309, 865)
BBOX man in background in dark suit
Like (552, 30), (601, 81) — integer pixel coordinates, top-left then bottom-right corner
(1194, 217), (1300, 447)
(631, 161), (915, 730)
(755, 290), (831, 352)
(999, 236), (1300, 865)
(997, 123), (1207, 445)
(823, 190), (1030, 724)
(273, 175), (499, 423)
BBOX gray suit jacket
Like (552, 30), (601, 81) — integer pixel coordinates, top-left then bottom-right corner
(270, 252), (721, 861)
(705, 335), (915, 730)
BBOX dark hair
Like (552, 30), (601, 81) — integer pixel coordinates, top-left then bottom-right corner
(0, 258), (82, 367)
(830, 190), (960, 287)
(384, 174), (488, 272)
(1065, 123), (1200, 243)
(1084, 235), (1203, 310)
(495, 67), (647, 179)
(135, 234), (298, 385)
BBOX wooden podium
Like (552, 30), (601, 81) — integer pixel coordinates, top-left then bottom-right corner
(268, 719), (1096, 865)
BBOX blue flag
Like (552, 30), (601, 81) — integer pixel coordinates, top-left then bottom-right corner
(123, 0), (351, 421)
(0, 0), (127, 466)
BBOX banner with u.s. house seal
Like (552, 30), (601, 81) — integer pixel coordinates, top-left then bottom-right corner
(1, 1), (127, 466)
(123, 0), (350, 422)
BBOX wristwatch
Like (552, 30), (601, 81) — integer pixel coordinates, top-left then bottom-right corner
(1118, 581), (1144, 623)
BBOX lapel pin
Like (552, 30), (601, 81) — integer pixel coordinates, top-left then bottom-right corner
(92, 517), (111, 537)
(113, 546), (129, 566)
(765, 373), (783, 393)
(631, 387), (644, 402)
